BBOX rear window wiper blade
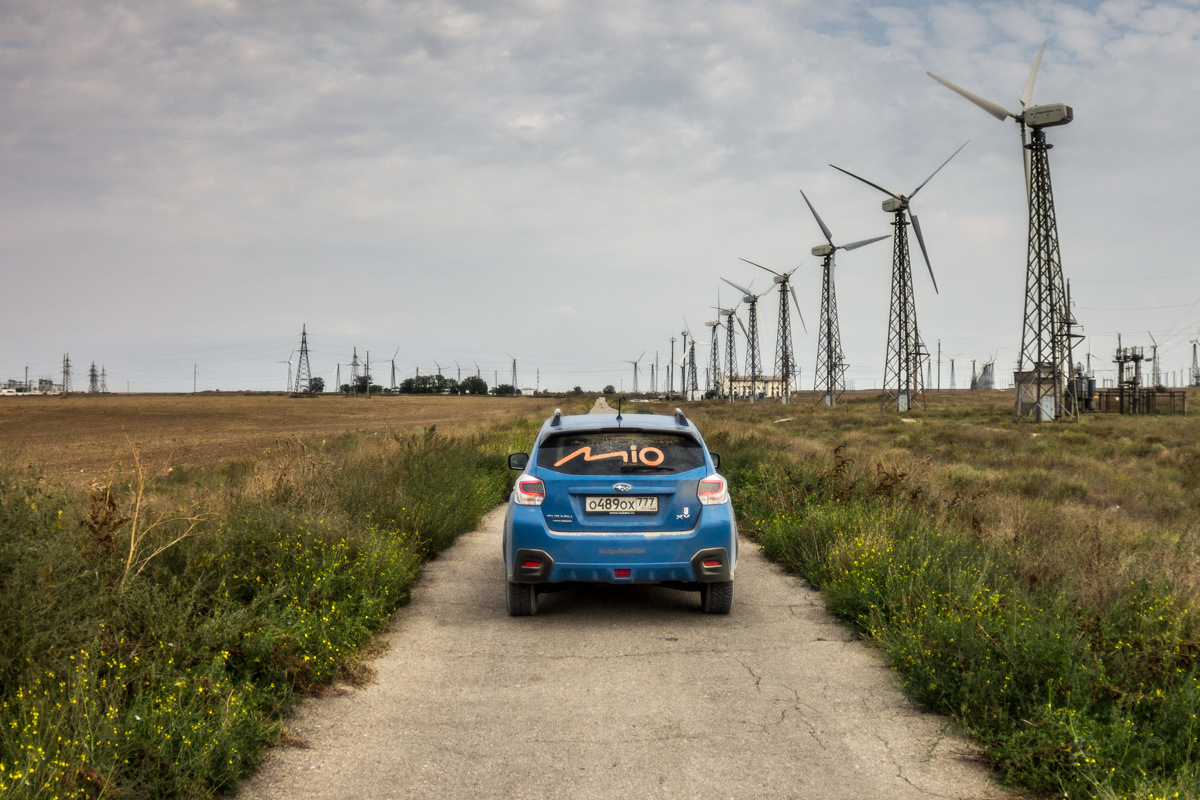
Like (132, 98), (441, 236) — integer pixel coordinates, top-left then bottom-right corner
(618, 465), (676, 473)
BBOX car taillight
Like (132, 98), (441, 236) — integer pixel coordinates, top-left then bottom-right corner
(514, 476), (546, 506)
(697, 474), (729, 505)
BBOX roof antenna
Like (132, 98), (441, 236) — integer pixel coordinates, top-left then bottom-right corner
(616, 396), (623, 422)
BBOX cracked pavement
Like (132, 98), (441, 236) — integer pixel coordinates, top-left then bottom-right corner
(237, 506), (1011, 800)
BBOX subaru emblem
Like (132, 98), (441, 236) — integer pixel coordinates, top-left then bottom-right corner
(613, 482), (633, 493)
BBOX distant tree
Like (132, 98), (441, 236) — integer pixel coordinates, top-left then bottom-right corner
(571, 386), (583, 395)
(603, 384), (615, 394)
(399, 375), (439, 394)
(460, 375), (488, 395)
(308, 377), (325, 393)
(493, 383), (516, 396)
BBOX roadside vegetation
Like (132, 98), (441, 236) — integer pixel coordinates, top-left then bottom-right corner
(688, 390), (1200, 800)
(4, 389), (1198, 799)
(0, 414), (545, 800)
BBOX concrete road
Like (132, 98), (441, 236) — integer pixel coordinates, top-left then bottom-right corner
(238, 507), (1009, 800)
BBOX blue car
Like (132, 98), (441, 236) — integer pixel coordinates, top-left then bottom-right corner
(503, 407), (737, 616)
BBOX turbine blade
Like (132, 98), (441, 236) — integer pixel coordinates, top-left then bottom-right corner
(683, 316), (694, 339)
(1019, 41), (1047, 110)
(638, 350), (646, 363)
(910, 140), (969, 199)
(799, 189), (834, 244)
(926, 71), (1015, 121)
(721, 276), (755, 297)
(830, 164), (898, 199)
(740, 257), (781, 277)
(840, 233), (890, 252)
(909, 213), (939, 294)
(789, 285), (808, 334)
(736, 316), (749, 337)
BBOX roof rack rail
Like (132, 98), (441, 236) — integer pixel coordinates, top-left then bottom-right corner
(674, 408), (688, 426)
(550, 408), (562, 427)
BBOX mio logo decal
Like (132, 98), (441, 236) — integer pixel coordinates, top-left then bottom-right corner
(554, 445), (666, 468)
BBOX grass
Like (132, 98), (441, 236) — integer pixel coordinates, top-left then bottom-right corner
(0, 415), (543, 800)
(684, 390), (1200, 799)
(5, 389), (1198, 798)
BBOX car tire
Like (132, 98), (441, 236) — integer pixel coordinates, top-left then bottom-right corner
(701, 580), (733, 615)
(506, 581), (537, 616)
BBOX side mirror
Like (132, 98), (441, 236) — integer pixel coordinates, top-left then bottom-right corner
(710, 453), (721, 469)
(508, 452), (529, 471)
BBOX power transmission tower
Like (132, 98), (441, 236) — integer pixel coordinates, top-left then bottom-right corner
(350, 348), (360, 387)
(1191, 339), (1199, 386)
(99, 367), (108, 393)
(61, 354), (71, 395)
(88, 362), (100, 393)
(294, 324), (312, 393)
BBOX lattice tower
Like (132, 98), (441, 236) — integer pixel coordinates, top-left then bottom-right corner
(813, 254), (847, 406)
(773, 281), (795, 403)
(708, 324), (722, 398)
(1017, 128), (1078, 420)
(88, 362), (100, 393)
(881, 213), (926, 411)
(61, 354), (71, 395)
(723, 310), (738, 399)
(294, 324), (312, 393)
(744, 299), (762, 400)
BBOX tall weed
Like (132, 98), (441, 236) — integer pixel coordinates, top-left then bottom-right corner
(0, 423), (515, 799)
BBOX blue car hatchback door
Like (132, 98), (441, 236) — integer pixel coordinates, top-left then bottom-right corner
(503, 407), (737, 616)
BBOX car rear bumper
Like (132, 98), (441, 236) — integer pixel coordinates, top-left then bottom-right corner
(505, 504), (736, 584)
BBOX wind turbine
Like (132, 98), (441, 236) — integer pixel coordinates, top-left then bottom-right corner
(390, 347), (400, 391)
(799, 189), (890, 406)
(831, 141), (967, 412)
(927, 43), (1078, 421)
(279, 350), (294, 394)
(705, 318), (723, 398)
(721, 277), (772, 402)
(682, 319), (699, 401)
(505, 352), (526, 395)
(740, 258), (810, 405)
(624, 351), (646, 394)
(334, 360), (341, 393)
(711, 302), (740, 401)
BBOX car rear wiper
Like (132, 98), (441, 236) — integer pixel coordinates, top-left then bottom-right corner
(618, 465), (675, 473)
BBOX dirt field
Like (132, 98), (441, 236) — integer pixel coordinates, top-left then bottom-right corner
(0, 393), (564, 488)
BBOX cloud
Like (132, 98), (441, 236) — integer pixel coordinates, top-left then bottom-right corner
(2, 0), (1198, 390)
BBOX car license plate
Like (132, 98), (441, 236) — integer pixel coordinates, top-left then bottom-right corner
(584, 496), (658, 515)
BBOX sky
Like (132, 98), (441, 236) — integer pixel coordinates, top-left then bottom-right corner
(3, 0), (1200, 394)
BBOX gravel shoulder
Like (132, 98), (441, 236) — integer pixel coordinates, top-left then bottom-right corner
(237, 506), (1010, 800)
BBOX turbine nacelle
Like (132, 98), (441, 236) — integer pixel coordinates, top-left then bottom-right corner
(772, 275), (788, 285)
(1025, 102), (1073, 129)
(882, 197), (908, 214)
(811, 243), (835, 257)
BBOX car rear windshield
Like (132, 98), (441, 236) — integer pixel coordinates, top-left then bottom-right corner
(535, 431), (707, 475)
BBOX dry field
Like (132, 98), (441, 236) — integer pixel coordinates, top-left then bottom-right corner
(0, 393), (564, 488)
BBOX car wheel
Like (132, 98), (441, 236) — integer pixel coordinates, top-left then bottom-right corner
(701, 581), (733, 615)
(506, 581), (537, 616)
